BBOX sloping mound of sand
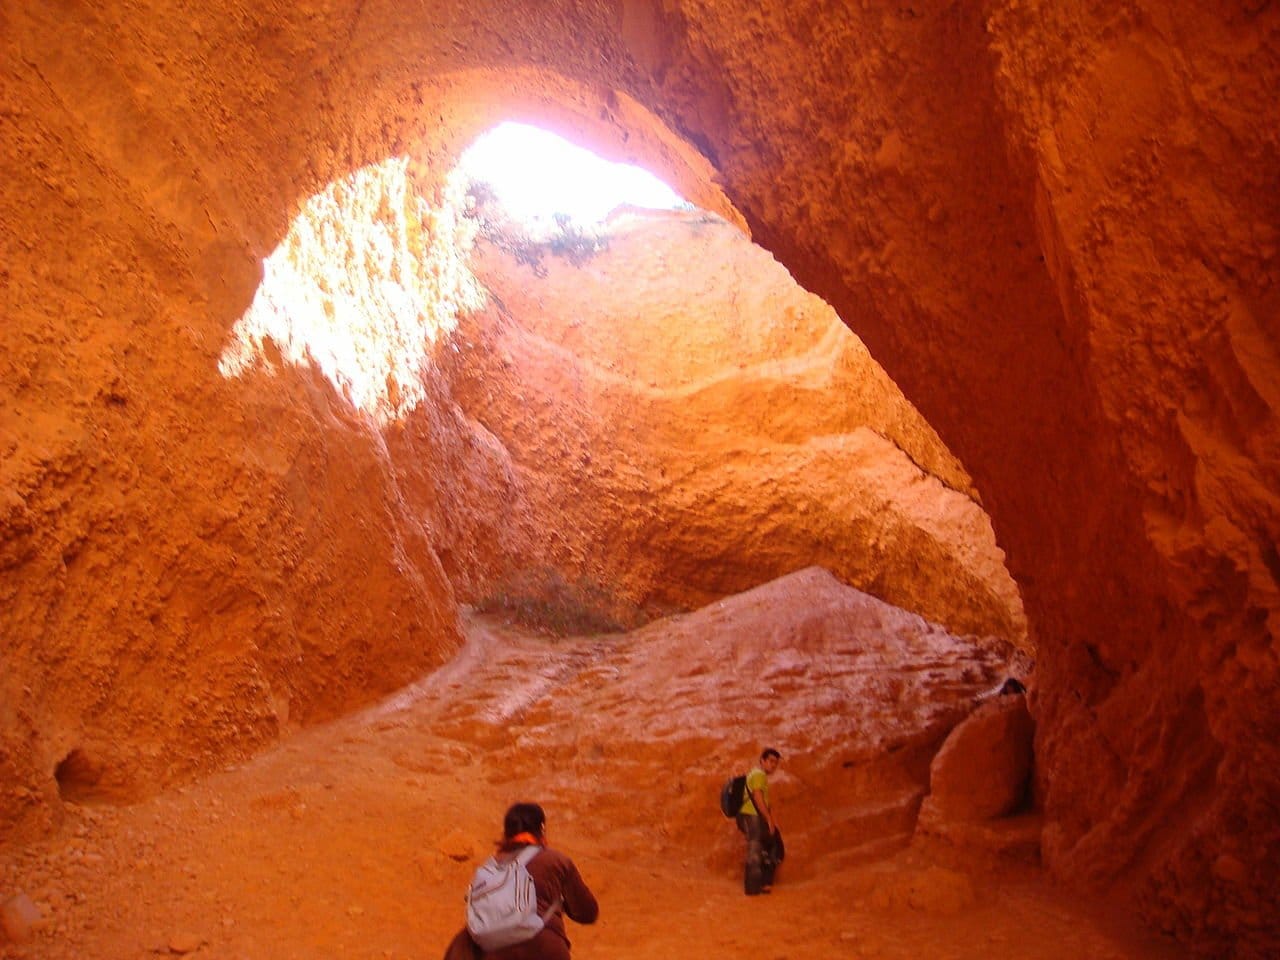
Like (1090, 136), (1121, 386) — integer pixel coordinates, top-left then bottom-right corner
(1, 569), (1189, 960)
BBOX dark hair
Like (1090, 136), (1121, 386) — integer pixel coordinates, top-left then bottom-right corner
(761, 748), (781, 762)
(502, 802), (546, 843)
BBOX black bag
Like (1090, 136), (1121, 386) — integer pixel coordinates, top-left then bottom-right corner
(719, 774), (747, 818)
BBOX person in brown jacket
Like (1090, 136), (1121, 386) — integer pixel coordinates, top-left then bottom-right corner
(444, 803), (599, 960)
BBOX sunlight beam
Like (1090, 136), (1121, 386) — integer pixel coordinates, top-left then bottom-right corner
(456, 122), (685, 226)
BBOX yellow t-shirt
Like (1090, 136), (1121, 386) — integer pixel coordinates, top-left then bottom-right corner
(739, 766), (769, 816)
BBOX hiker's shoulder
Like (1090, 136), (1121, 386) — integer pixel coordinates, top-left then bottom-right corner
(533, 846), (578, 870)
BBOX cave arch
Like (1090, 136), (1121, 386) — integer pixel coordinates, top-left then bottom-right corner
(3, 2), (1276, 955)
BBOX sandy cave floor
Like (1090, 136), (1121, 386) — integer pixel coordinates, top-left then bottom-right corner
(0, 612), (1190, 960)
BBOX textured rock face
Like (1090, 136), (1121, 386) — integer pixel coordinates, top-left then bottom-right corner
(984, 11), (1280, 954)
(0, 75), (467, 838)
(0, 892), (44, 944)
(0, 9), (1022, 844)
(481, 567), (1022, 854)
(448, 210), (1025, 641)
(922, 696), (1035, 823)
(2, 0), (1277, 955)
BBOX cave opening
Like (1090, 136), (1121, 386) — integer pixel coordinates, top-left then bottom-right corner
(455, 121), (688, 227)
(53, 749), (105, 805)
(215, 116), (1026, 650)
(0, 79), (1050, 950)
(196, 117), (1041, 922)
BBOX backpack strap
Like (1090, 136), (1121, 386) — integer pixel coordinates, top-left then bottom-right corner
(744, 770), (762, 814)
(513, 844), (542, 867)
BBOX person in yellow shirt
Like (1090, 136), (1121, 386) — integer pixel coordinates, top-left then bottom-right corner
(737, 748), (781, 895)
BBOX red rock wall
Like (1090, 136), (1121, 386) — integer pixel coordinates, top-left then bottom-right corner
(0, 14), (465, 839)
(984, 7), (1279, 951)
(2, 1), (1276, 955)
(448, 211), (1025, 641)
(618, 3), (1279, 954)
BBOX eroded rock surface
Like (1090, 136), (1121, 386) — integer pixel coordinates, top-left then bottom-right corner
(445, 209), (1026, 641)
(0, 56), (1022, 849)
(0, 575), (1177, 960)
(921, 696), (1035, 823)
(2, 1), (1277, 955)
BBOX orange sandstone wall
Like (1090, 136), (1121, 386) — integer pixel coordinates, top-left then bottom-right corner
(0, 8), (465, 837)
(1, 1), (1277, 955)
(619, 3), (1279, 954)
(984, 5), (1279, 948)
(448, 211), (1025, 641)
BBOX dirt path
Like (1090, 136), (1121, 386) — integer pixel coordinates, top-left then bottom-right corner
(1, 604), (1187, 960)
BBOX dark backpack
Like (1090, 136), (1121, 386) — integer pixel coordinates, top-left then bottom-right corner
(719, 774), (747, 818)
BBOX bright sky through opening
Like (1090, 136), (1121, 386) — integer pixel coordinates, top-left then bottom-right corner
(458, 122), (686, 224)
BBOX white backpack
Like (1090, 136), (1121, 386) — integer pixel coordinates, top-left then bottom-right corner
(465, 845), (547, 950)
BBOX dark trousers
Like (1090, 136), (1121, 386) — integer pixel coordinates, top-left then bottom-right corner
(736, 814), (777, 895)
(443, 930), (481, 960)
(443, 928), (572, 960)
